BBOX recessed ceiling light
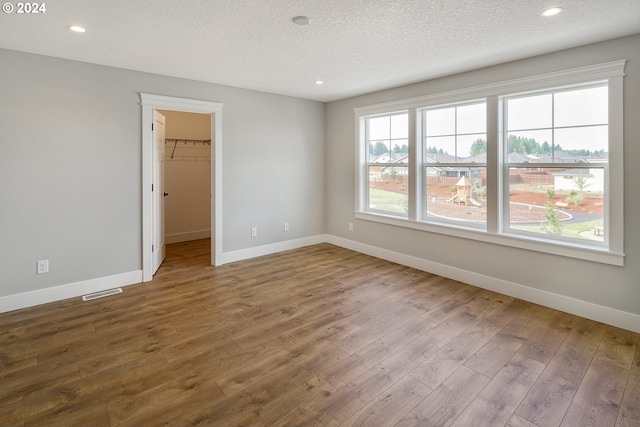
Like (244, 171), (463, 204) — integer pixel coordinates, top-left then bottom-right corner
(542, 6), (563, 17)
(69, 25), (86, 33)
(315, 80), (324, 85)
(292, 16), (310, 26)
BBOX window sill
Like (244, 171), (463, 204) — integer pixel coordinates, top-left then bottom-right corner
(354, 211), (624, 266)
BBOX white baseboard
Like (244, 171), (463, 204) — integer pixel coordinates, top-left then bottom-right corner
(326, 235), (640, 334)
(221, 235), (326, 264)
(4, 235), (638, 333)
(165, 229), (211, 244)
(0, 270), (143, 314)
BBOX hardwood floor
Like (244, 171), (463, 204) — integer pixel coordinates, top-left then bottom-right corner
(1, 239), (638, 426)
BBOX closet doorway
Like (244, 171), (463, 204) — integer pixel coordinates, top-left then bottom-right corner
(140, 94), (223, 282)
(159, 110), (212, 249)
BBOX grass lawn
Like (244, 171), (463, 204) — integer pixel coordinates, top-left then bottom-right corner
(512, 218), (604, 241)
(369, 188), (408, 214)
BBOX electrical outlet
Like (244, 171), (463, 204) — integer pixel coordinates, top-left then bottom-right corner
(37, 260), (49, 274)
(251, 227), (257, 237)
(348, 222), (354, 232)
(284, 223), (289, 232)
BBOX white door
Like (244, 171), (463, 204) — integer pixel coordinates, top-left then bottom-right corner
(152, 110), (166, 274)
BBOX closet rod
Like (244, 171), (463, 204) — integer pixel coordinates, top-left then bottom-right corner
(165, 139), (211, 159)
(164, 138), (211, 145)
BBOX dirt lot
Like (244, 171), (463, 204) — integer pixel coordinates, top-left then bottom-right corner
(371, 180), (603, 222)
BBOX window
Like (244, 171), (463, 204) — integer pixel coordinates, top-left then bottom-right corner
(355, 61), (625, 265)
(503, 85), (608, 246)
(365, 112), (409, 216)
(423, 101), (487, 228)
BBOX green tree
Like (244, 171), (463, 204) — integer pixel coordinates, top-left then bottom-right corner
(541, 202), (563, 235)
(427, 146), (439, 154)
(389, 167), (398, 182)
(393, 144), (408, 153)
(507, 135), (542, 154)
(469, 138), (487, 156)
(541, 141), (551, 153)
(373, 141), (389, 156)
(523, 137), (540, 154)
(573, 174), (590, 194)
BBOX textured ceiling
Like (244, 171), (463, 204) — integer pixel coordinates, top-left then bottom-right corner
(1, 0), (639, 102)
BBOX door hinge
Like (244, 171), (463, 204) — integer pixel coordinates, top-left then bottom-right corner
(152, 244), (154, 251)
(152, 123), (154, 131)
(152, 184), (154, 191)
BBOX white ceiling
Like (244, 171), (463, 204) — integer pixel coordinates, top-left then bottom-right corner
(1, 0), (639, 102)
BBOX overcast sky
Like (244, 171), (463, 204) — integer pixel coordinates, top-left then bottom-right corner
(369, 85), (608, 158)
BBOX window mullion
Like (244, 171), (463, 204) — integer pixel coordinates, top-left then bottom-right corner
(408, 108), (418, 220)
(357, 116), (367, 213)
(486, 95), (499, 233)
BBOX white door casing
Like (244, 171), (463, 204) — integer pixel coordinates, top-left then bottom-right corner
(152, 110), (166, 274)
(140, 94), (223, 282)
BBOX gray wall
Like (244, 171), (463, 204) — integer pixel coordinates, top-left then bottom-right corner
(0, 48), (325, 297)
(325, 34), (640, 317)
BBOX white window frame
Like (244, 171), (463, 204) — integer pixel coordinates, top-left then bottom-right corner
(501, 82), (610, 248)
(355, 60), (625, 266)
(363, 112), (410, 217)
(420, 99), (488, 230)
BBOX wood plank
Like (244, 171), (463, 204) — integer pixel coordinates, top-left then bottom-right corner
(396, 365), (490, 427)
(513, 371), (578, 427)
(0, 361), (81, 408)
(341, 375), (432, 427)
(320, 315), (427, 388)
(334, 303), (423, 354)
(106, 363), (226, 425)
(452, 354), (545, 426)
(595, 326), (639, 369)
(464, 333), (524, 378)
(0, 348), (37, 376)
(24, 404), (112, 427)
(617, 344), (640, 426)
(418, 285), (487, 333)
(277, 409), (324, 427)
(514, 317), (608, 426)
(561, 359), (628, 427)
(506, 413), (539, 427)
(114, 378), (226, 427)
(256, 375), (336, 426)
(465, 302), (551, 378)
(214, 347), (301, 396)
(167, 390), (261, 426)
(310, 334), (436, 425)
(516, 311), (576, 364)
(409, 319), (501, 389)
(494, 301), (551, 343)
(0, 325), (25, 346)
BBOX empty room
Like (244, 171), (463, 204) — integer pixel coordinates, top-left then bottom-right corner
(1, 1), (639, 426)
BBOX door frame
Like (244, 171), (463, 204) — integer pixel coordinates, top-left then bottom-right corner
(140, 93), (223, 281)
